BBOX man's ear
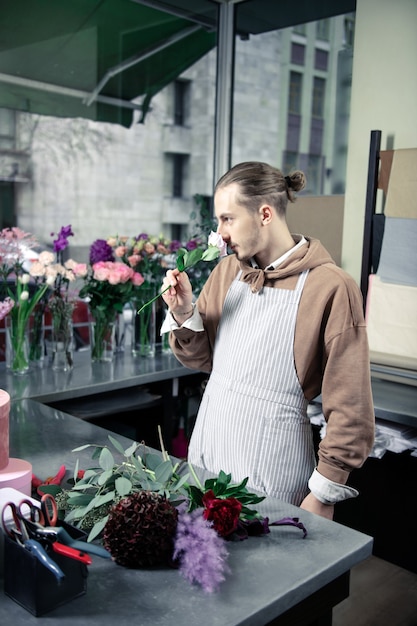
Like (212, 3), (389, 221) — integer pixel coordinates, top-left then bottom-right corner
(259, 204), (273, 225)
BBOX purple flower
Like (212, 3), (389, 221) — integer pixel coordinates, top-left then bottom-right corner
(185, 239), (199, 251)
(173, 508), (230, 593)
(136, 233), (149, 241)
(51, 225), (74, 253)
(89, 239), (114, 265)
(169, 240), (182, 252)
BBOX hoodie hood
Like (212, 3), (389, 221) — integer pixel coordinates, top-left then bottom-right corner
(239, 237), (335, 293)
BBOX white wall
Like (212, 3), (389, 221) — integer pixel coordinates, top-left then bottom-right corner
(342, 0), (417, 282)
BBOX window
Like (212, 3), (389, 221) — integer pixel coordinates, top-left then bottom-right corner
(291, 43), (305, 65)
(316, 19), (330, 41)
(174, 80), (190, 126)
(172, 153), (187, 197)
(0, 182), (15, 229)
(314, 49), (328, 71)
(0, 108), (16, 150)
(344, 16), (355, 47)
(312, 77), (326, 118)
(288, 72), (303, 114)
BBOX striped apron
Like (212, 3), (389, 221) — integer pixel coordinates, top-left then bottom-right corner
(187, 269), (316, 505)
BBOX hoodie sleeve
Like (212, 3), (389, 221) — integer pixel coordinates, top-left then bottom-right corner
(302, 267), (375, 485)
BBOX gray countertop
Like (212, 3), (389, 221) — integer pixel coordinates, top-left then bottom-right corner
(0, 399), (373, 625)
(0, 351), (194, 404)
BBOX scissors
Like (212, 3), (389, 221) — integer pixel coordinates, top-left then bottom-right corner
(1, 501), (66, 582)
(40, 493), (58, 527)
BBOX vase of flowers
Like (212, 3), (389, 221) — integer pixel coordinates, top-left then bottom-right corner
(29, 303), (46, 367)
(131, 283), (157, 358)
(88, 309), (117, 362)
(47, 294), (74, 371)
(5, 311), (30, 375)
(79, 239), (144, 363)
(0, 227), (53, 375)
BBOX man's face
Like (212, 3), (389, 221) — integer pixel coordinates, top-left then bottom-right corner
(214, 183), (262, 262)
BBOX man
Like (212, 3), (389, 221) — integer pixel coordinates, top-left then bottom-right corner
(162, 161), (375, 520)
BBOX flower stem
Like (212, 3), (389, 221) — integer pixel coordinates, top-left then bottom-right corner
(136, 285), (169, 315)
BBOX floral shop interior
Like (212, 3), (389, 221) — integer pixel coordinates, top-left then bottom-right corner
(1, 1), (417, 625)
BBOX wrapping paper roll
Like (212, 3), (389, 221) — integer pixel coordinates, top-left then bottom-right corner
(0, 389), (10, 470)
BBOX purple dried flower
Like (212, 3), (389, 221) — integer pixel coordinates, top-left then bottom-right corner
(173, 508), (230, 593)
(52, 225), (74, 253)
(89, 239), (114, 265)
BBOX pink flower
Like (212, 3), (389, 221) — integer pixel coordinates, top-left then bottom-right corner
(0, 297), (14, 321)
(114, 246), (127, 258)
(72, 263), (88, 278)
(127, 254), (141, 267)
(132, 272), (145, 287)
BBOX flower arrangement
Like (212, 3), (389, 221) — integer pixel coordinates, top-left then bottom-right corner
(56, 434), (307, 593)
(107, 233), (172, 287)
(78, 239), (145, 360)
(0, 227), (53, 372)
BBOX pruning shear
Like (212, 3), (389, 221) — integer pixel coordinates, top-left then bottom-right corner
(1, 500), (66, 582)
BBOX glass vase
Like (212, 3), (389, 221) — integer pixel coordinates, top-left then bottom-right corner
(29, 305), (45, 368)
(50, 317), (74, 372)
(5, 314), (30, 375)
(89, 310), (116, 363)
(131, 287), (156, 358)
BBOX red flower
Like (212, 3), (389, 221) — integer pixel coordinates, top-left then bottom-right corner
(202, 489), (242, 538)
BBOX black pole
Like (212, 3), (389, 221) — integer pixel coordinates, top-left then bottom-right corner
(360, 130), (381, 310)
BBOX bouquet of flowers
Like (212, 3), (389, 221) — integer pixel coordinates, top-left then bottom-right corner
(78, 239), (145, 360)
(106, 233), (173, 287)
(54, 434), (307, 593)
(0, 227), (53, 372)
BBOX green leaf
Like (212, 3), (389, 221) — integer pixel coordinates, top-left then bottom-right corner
(124, 441), (138, 457)
(87, 515), (109, 542)
(99, 447), (114, 471)
(201, 246), (221, 262)
(154, 460), (174, 485)
(108, 435), (126, 455)
(72, 444), (96, 452)
(98, 469), (114, 486)
(94, 491), (116, 507)
(115, 476), (132, 496)
(66, 493), (95, 506)
(145, 453), (166, 472)
(183, 248), (204, 268)
(176, 248), (187, 272)
(73, 458), (79, 483)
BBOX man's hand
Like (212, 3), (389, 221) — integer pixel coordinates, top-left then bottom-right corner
(300, 492), (334, 520)
(161, 268), (193, 315)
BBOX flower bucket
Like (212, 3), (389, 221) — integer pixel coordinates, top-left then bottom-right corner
(131, 287), (156, 358)
(5, 315), (30, 375)
(88, 311), (116, 363)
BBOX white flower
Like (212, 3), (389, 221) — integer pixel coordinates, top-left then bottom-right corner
(29, 261), (46, 277)
(38, 251), (55, 266)
(208, 231), (228, 257)
(46, 274), (55, 286)
(19, 274), (31, 285)
(20, 290), (29, 301)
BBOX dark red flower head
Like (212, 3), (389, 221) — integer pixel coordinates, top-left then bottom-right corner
(202, 490), (242, 538)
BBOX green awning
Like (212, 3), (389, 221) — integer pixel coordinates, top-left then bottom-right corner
(0, 0), (217, 127)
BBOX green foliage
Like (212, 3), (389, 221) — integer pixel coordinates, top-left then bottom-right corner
(64, 435), (190, 542)
(187, 469), (265, 521)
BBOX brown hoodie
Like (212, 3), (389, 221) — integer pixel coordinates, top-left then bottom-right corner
(170, 237), (375, 486)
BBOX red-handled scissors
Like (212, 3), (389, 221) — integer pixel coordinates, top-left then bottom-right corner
(40, 494), (58, 527)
